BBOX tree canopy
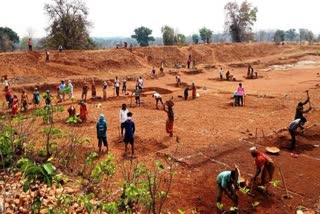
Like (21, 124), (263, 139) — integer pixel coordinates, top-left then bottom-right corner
(131, 26), (155, 47)
(44, 0), (95, 49)
(199, 27), (213, 43)
(192, 34), (199, 44)
(0, 27), (19, 52)
(273, 30), (285, 43)
(224, 1), (258, 43)
(161, 25), (175, 46)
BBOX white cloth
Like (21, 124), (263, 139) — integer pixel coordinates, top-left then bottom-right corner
(120, 109), (129, 123)
(138, 78), (143, 87)
(219, 68), (223, 75)
(115, 79), (120, 87)
(153, 93), (161, 98)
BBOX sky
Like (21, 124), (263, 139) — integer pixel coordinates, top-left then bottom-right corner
(0, 0), (319, 38)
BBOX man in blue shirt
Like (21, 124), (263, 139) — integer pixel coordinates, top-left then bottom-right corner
(216, 169), (239, 209)
(124, 112), (135, 156)
(96, 114), (108, 153)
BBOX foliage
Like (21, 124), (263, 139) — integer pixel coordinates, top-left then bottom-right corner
(270, 179), (281, 187)
(34, 105), (64, 124)
(0, 27), (19, 52)
(161, 25), (175, 45)
(299, 28), (315, 44)
(66, 116), (81, 124)
(224, 1), (258, 42)
(252, 201), (260, 207)
(176, 34), (186, 45)
(285, 29), (298, 41)
(199, 27), (213, 43)
(44, 0), (95, 49)
(131, 26), (155, 47)
(239, 186), (250, 194)
(90, 153), (116, 183)
(192, 34), (199, 44)
(17, 158), (57, 192)
(216, 202), (224, 209)
(274, 30), (286, 43)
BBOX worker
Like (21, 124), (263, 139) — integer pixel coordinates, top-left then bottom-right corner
(44, 90), (52, 107)
(152, 67), (156, 79)
(247, 65), (253, 78)
(219, 67), (223, 80)
(184, 86), (189, 101)
(59, 80), (66, 101)
(152, 92), (164, 109)
(120, 104), (129, 137)
(33, 88), (40, 107)
(294, 98), (311, 122)
(164, 99), (174, 137)
(45, 49), (50, 62)
(124, 112), (135, 156)
(138, 76), (143, 89)
(236, 83), (245, 106)
(122, 77), (127, 94)
(82, 82), (89, 102)
(79, 100), (88, 122)
(114, 76), (120, 96)
(216, 168), (239, 209)
(28, 38), (32, 51)
(58, 45), (63, 52)
(132, 86), (141, 107)
(288, 117), (307, 150)
(191, 83), (196, 99)
(91, 80), (96, 98)
(176, 75), (181, 87)
(11, 94), (19, 115)
(250, 147), (275, 193)
(20, 89), (29, 112)
(67, 104), (76, 118)
(96, 114), (108, 154)
(226, 70), (230, 81)
(67, 80), (73, 99)
(5, 88), (13, 109)
(103, 81), (108, 101)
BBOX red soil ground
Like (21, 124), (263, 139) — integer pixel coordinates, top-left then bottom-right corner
(1, 43), (320, 213)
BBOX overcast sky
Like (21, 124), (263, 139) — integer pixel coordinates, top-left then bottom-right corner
(0, 0), (319, 38)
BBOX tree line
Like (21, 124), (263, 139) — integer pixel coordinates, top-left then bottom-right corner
(1, 0), (319, 52)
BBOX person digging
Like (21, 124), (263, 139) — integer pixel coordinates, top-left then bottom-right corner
(120, 104), (129, 137)
(288, 117), (307, 151)
(250, 147), (275, 195)
(96, 114), (108, 154)
(216, 167), (239, 212)
(152, 92), (164, 109)
(132, 86), (141, 107)
(294, 98), (312, 122)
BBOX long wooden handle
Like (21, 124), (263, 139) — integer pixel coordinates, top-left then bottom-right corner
(278, 166), (289, 196)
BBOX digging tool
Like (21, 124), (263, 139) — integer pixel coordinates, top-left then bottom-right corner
(130, 94), (133, 107)
(306, 90), (312, 108)
(278, 166), (292, 199)
(113, 87), (115, 97)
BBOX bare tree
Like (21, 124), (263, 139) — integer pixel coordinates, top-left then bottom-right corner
(224, 1), (258, 43)
(44, 0), (95, 49)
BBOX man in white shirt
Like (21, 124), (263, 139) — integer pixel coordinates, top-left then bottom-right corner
(152, 92), (163, 109)
(114, 76), (120, 96)
(219, 67), (223, 80)
(119, 103), (129, 137)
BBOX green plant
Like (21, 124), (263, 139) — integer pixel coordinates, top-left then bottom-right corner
(270, 179), (281, 187)
(216, 202), (224, 209)
(252, 201), (260, 207)
(66, 116), (81, 124)
(239, 186), (250, 194)
(77, 193), (95, 214)
(17, 158), (59, 213)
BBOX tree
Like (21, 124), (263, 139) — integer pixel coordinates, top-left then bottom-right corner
(0, 27), (19, 52)
(199, 27), (213, 43)
(131, 26), (155, 47)
(192, 34), (199, 44)
(161, 25), (175, 45)
(44, 0), (95, 49)
(175, 34), (186, 45)
(273, 30), (285, 43)
(285, 29), (298, 41)
(224, 1), (258, 43)
(299, 29), (314, 45)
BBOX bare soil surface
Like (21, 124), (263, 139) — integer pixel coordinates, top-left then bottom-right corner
(1, 43), (320, 213)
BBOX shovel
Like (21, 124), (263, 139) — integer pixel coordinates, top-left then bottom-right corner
(278, 166), (292, 199)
